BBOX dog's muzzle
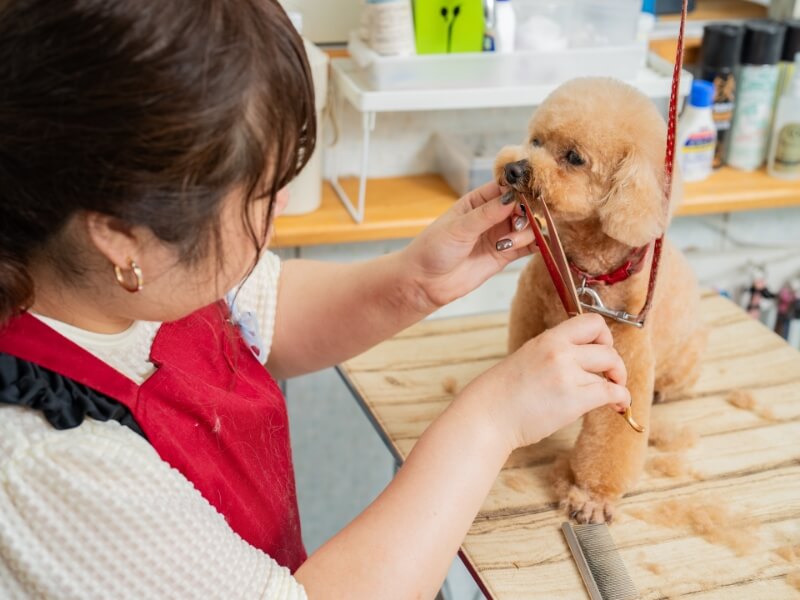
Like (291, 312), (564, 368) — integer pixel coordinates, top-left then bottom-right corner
(504, 160), (531, 189)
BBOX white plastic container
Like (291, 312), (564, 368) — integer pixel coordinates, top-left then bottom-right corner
(347, 33), (644, 90)
(637, 11), (656, 69)
(285, 40), (329, 216)
(677, 80), (717, 182)
(495, 0), (516, 53)
(434, 131), (523, 196)
(512, 0), (639, 50)
(767, 53), (800, 180)
(513, 0), (571, 51)
(571, 0), (641, 47)
(363, 0), (415, 56)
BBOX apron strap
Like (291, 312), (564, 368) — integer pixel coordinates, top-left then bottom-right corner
(0, 312), (140, 408)
(0, 352), (145, 436)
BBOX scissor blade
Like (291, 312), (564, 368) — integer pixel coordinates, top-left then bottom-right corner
(539, 200), (582, 316)
(518, 194), (643, 433)
(519, 194), (581, 318)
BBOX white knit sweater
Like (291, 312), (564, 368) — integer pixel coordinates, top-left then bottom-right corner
(0, 252), (308, 599)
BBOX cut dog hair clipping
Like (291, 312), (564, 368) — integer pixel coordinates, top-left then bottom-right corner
(561, 522), (638, 600)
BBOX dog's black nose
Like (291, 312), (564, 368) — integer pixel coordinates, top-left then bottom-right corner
(504, 160), (530, 185)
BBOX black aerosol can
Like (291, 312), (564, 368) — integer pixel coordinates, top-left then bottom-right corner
(699, 23), (743, 168)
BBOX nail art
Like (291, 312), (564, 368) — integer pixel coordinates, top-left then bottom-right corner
(513, 215), (527, 231)
(496, 238), (514, 251)
(501, 191), (515, 205)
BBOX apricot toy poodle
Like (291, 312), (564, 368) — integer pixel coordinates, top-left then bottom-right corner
(495, 78), (707, 524)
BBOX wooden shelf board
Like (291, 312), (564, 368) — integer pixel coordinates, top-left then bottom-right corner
(272, 175), (456, 248)
(273, 170), (800, 248)
(681, 168), (800, 215)
(650, 0), (768, 64)
(660, 0), (767, 22)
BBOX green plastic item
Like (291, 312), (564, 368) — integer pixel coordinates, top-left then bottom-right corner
(413, 0), (485, 54)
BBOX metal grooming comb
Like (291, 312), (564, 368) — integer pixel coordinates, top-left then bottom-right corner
(561, 522), (638, 600)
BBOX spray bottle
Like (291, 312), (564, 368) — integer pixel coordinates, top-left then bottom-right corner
(483, 0), (496, 51)
(677, 80), (717, 182)
(495, 0), (515, 53)
(776, 21), (800, 98)
(698, 23), (742, 168)
(767, 53), (800, 180)
(727, 21), (785, 171)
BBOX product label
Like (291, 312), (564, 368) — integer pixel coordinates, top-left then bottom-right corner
(774, 123), (800, 174)
(712, 101), (735, 128)
(711, 73), (736, 168)
(680, 127), (716, 180)
(727, 67), (779, 170)
(711, 74), (736, 125)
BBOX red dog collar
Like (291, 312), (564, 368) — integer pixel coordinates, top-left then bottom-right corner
(569, 243), (652, 287)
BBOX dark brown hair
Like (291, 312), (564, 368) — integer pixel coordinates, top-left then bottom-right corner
(0, 0), (316, 324)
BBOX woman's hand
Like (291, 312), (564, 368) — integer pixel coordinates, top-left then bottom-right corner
(295, 316), (628, 600)
(268, 183), (531, 377)
(455, 313), (631, 453)
(401, 181), (535, 311)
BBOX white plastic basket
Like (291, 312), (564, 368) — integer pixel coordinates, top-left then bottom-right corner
(348, 33), (645, 91)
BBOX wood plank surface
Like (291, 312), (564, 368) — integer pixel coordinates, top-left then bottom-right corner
(271, 175), (455, 248)
(272, 172), (800, 248)
(339, 293), (800, 599)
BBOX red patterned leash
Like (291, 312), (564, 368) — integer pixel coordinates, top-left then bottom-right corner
(635, 0), (688, 326)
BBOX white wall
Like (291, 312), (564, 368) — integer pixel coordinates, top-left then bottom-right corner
(279, 0), (361, 43)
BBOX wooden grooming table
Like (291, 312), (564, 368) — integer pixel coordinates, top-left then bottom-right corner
(338, 291), (800, 599)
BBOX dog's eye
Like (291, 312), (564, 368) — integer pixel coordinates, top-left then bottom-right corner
(531, 138), (542, 147)
(566, 150), (585, 166)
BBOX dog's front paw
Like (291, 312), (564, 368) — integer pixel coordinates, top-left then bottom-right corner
(562, 485), (617, 524)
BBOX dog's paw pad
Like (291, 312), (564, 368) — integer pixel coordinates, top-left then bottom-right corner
(562, 485), (616, 524)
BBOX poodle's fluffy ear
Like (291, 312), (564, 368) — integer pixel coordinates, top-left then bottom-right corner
(599, 149), (668, 247)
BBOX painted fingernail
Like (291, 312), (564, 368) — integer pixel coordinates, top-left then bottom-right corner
(501, 191), (515, 205)
(496, 238), (514, 251)
(513, 215), (527, 231)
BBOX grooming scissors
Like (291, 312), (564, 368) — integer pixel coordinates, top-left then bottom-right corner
(517, 192), (645, 433)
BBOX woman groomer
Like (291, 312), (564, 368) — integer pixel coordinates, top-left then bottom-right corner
(0, 1), (630, 598)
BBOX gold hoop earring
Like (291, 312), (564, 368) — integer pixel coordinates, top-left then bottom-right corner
(114, 259), (144, 293)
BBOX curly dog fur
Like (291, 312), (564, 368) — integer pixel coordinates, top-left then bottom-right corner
(495, 78), (707, 524)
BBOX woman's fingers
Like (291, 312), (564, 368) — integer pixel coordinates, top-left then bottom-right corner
(511, 207), (528, 232)
(582, 377), (632, 412)
(573, 344), (627, 386)
(552, 313), (614, 347)
(461, 181), (505, 210)
(493, 225), (535, 255)
(454, 184), (536, 249)
(457, 193), (516, 239)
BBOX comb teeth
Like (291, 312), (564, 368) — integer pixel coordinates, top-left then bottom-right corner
(562, 522), (639, 600)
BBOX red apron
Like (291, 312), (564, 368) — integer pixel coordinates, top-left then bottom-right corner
(0, 303), (306, 572)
